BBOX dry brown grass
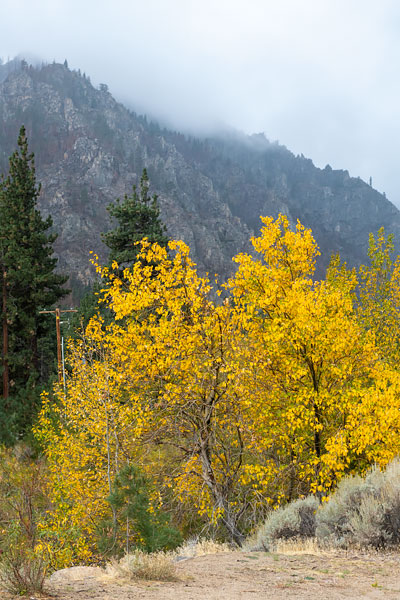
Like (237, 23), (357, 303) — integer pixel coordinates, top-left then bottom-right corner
(174, 538), (231, 559)
(244, 533), (331, 556)
(274, 537), (329, 555)
(106, 550), (178, 582)
(104, 538), (231, 584)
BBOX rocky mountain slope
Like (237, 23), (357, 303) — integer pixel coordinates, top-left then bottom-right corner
(1, 60), (399, 299)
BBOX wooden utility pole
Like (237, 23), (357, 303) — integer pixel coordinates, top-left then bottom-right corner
(39, 308), (77, 384)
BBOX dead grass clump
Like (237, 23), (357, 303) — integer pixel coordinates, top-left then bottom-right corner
(106, 538), (231, 582)
(274, 537), (324, 555)
(106, 550), (178, 582)
(175, 538), (231, 559)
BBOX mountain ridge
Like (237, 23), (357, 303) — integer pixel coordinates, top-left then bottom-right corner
(0, 60), (398, 300)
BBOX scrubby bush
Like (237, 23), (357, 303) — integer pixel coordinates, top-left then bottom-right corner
(0, 545), (48, 596)
(317, 459), (400, 549)
(246, 459), (400, 552)
(315, 472), (376, 547)
(0, 447), (50, 596)
(249, 495), (319, 551)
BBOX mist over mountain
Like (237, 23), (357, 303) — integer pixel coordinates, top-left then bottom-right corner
(1, 60), (399, 301)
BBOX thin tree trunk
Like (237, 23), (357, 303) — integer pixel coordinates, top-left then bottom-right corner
(2, 267), (8, 400)
(199, 438), (245, 546)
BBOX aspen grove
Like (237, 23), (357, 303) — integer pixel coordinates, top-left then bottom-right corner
(34, 215), (400, 564)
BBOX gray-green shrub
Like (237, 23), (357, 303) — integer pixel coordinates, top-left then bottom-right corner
(316, 459), (400, 549)
(250, 495), (319, 551)
(315, 472), (377, 547)
(247, 459), (400, 552)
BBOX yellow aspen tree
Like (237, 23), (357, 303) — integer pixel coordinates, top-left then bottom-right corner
(37, 241), (258, 550)
(99, 241), (257, 545)
(229, 215), (397, 498)
(326, 230), (400, 471)
(35, 223), (400, 564)
(345, 362), (400, 468)
(357, 228), (400, 365)
(34, 329), (148, 565)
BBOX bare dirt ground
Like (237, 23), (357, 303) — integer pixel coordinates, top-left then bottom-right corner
(6, 550), (400, 600)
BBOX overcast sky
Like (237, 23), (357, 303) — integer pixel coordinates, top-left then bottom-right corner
(1, 0), (400, 204)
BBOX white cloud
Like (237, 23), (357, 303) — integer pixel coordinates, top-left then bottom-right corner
(1, 0), (400, 203)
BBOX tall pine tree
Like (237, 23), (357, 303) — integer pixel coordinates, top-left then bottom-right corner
(0, 126), (67, 443)
(102, 168), (168, 271)
(69, 169), (168, 334)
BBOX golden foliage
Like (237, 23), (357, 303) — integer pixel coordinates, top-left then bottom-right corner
(229, 215), (398, 497)
(35, 218), (400, 562)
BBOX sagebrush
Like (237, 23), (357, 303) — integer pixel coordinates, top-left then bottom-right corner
(249, 495), (319, 551)
(317, 459), (400, 549)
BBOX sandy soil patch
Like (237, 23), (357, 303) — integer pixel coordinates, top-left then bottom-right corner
(5, 550), (400, 599)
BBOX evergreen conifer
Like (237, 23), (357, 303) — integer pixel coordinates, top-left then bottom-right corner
(102, 168), (168, 272)
(70, 169), (168, 334)
(0, 126), (67, 442)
